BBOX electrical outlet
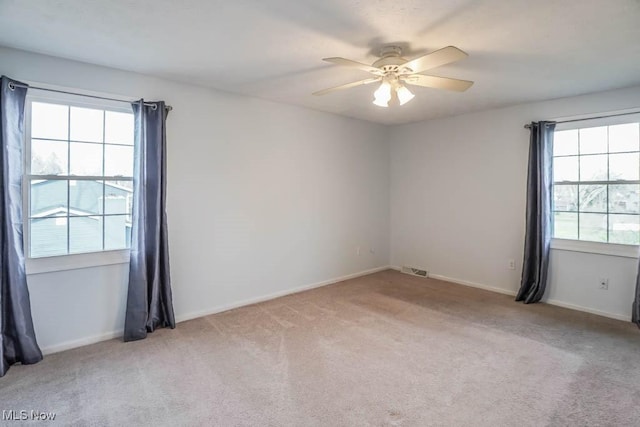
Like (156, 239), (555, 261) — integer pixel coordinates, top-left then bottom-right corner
(599, 278), (609, 290)
(369, 248), (375, 254)
(356, 246), (361, 256)
(507, 259), (515, 270)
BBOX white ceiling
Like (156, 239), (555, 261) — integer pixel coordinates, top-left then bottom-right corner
(0, 0), (639, 125)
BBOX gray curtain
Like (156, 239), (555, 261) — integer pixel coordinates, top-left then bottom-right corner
(0, 76), (43, 376)
(516, 121), (556, 304)
(124, 100), (175, 341)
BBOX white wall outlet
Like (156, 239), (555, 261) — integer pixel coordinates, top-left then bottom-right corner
(599, 278), (609, 290)
(507, 259), (516, 270)
(356, 246), (361, 256)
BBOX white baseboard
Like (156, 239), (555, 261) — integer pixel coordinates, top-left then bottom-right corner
(41, 330), (122, 355)
(41, 265), (392, 355)
(39, 265), (631, 354)
(427, 273), (518, 297)
(390, 265), (517, 296)
(391, 265), (631, 322)
(175, 265), (392, 323)
(543, 299), (630, 322)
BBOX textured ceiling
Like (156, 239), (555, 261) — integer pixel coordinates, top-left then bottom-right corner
(0, 0), (639, 125)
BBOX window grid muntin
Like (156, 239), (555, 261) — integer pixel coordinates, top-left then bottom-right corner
(606, 126), (610, 241)
(26, 99), (134, 258)
(102, 110), (106, 251)
(552, 122), (640, 245)
(577, 130), (581, 235)
(66, 104), (71, 253)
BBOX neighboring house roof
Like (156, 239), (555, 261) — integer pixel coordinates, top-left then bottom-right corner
(31, 206), (99, 218)
(30, 179), (131, 217)
(29, 180), (133, 257)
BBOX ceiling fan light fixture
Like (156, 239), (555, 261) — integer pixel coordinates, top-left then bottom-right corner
(373, 81), (392, 107)
(396, 85), (415, 106)
(315, 45), (473, 109)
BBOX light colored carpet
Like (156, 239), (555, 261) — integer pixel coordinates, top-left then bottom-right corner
(2, 269), (640, 426)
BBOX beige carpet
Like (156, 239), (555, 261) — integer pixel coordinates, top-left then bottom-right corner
(2, 269), (640, 426)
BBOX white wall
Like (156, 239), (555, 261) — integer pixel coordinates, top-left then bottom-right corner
(390, 86), (640, 321)
(0, 46), (391, 353)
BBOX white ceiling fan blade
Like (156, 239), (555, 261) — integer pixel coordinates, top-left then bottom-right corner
(401, 46), (468, 74)
(402, 74), (474, 92)
(322, 57), (383, 75)
(313, 77), (381, 96)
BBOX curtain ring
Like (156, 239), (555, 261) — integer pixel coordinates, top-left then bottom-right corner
(8, 82), (15, 91)
(151, 104), (158, 111)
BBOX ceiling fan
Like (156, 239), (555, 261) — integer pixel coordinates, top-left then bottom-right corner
(313, 45), (473, 107)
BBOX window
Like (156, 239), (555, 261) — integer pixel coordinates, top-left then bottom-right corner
(25, 96), (134, 259)
(552, 117), (640, 246)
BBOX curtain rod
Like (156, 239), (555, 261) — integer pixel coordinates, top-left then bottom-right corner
(8, 82), (173, 111)
(523, 110), (640, 129)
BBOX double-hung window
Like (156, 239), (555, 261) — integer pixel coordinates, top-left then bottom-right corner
(25, 93), (135, 263)
(552, 115), (640, 247)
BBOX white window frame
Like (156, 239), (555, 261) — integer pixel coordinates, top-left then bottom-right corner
(24, 90), (134, 275)
(551, 113), (640, 259)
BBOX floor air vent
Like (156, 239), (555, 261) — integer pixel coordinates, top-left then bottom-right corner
(401, 266), (428, 277)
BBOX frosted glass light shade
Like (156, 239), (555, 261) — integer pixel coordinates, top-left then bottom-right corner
(373, 81), (392, 107)
(396, 85), (415, 105)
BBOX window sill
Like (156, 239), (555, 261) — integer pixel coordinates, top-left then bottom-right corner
(26, 249), (130, 275)
(551, 238), (639, 259)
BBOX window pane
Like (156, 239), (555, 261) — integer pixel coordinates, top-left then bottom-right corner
(69, 216), (103, 253)
(70, 107), (103, 143)
(105, 145), (133, 177)
(105, 215), (130, 250)
(579, 126), (608, 154)
(70, 142), (103, 176)
(580, 154), (607, 181)
(30, 179), (67, 217)
(29, 102), (137, 259)
(104, 181), (133, 215)
(609, 214), (640, 245)
(553, 156), (578, 182)
(579, 185), (607, 213)
(609, 152), (639, 181)
(105, 111), (134, 145)
(553, 184), (577, 211)
(30, 217), (68, 257)
(553, 212), (578, 239)
(31, 139), (68, 175)
(609, 123), (639, 153)
(609, 184), (640, 214)
(554, 130), (578, 156)
(579, 213), (607, 242)
(31, 102), (68, 140)
(70, 180), (103, 215)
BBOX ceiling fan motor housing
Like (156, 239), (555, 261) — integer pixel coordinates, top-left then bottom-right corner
(372, 46), (410, 74)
